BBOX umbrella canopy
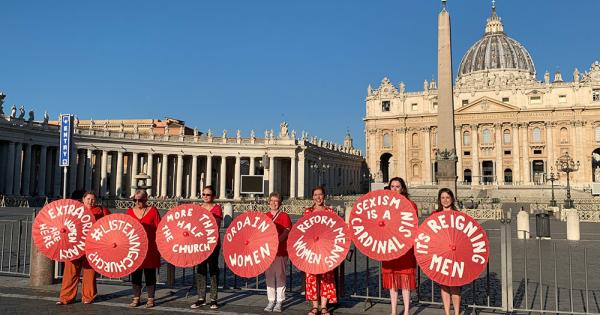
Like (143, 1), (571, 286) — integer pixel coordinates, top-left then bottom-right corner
(223, 211), (278, 278)
(287, 210), (350, 274)
(156, 204), (219, 267)
(85, 213), (149, 278)
(414, 210), (490, 287)
(349, 190), (418, 261)
(32, 199), (96, 261)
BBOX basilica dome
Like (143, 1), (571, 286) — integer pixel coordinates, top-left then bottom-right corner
(457, 6), (535, 80)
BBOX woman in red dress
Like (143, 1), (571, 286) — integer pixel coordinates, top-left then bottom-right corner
(56, 191), (111, 305)
(126, 190), (161, 308)
(304, 186), (336, 315)
(382, 177), (417, 315)
(435, 188), (461, 315)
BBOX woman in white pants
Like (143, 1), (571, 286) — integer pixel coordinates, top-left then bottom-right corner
(264, 192), (292, 312)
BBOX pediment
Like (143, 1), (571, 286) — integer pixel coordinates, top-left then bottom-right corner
(455, 97), (520, 114)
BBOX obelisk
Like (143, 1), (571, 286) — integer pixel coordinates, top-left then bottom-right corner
(436, 0), (458, 195)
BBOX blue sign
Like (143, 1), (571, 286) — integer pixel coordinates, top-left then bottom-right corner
(59, 114), (73, 167)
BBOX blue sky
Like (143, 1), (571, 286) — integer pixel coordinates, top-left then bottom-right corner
(1, 1), (598, 152)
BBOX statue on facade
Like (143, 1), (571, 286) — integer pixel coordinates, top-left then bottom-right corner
(279, 121), (289, 138)
(573, 68), (580, 82)
(207, 128), (213, 138)
(119, 121), (125, 133)
(291, 129), (296, 139)
(89, 119), (95, 130)
(103, 121), (109, 131)
(0, 93), (5, 116)
(10, 105), (17, 118)
(399, 81), (405, 94)
(28, 109), (34, 122)
(193, 128), (198, 136)
(18, 105), (25, 119)
(222, 129), (227, 138)
(423, 80), (429, 92)
(164, 124), (169, 135)
(179, 126), (185, 136)
(236, 129), (241, 139)
(133, 123), (139, 134)
(43, 111), (49, 124)
(544, 70), (550, 84)
(270, 129), (275, 140)
(250, 129), (255, 139)
(74, 115), (80, 128)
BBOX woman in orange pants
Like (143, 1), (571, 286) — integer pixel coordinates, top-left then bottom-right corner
(56, 191), (110, 305)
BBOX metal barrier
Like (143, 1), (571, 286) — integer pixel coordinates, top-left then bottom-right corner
(0, 214), (33, 276)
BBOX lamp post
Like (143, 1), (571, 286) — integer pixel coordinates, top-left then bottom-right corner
(310, 156), (330, 187)
(555, 152), (579, 209)
(547, 166), (559, 207)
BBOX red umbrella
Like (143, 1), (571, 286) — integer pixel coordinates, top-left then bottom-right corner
(223, 211), (278, 278)
(85, 213), (149, 278)
(32, 199), (96, 262)
(414, 211), (490, 287)
(156, 204), (219, 267)
(287, 210), (351, 274)
(348, 190), (418, 261)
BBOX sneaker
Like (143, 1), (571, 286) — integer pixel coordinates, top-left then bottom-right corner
(272, 302), (282, 312)
(264, 301), (275, 312)
(190, 299), (206, 309)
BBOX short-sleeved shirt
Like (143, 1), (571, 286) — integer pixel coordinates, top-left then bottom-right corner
(265, 210), (292, 257)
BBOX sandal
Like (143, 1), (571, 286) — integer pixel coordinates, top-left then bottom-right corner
(308, 307), (319, 315)
(129, 297), (141, 307)
(145, 298), (155, 308)
(209, 301), (218, 309)
(55, 301), (68, 305)
(82, 300), (93, 304)
(190, 299), (206, 309)
(320, 307), (331, 315)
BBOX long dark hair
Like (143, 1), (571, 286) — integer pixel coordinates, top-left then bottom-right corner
(436, 188), (457, 212)
(388, 177), (409, 198)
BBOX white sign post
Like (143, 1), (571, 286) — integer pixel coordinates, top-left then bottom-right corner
(59, 114), (73, 199)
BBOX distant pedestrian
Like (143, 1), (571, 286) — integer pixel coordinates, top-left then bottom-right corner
(190, 186), (222, 310)
(382, 177), (417, 315)
(126, 190), (161, 308)
(56, 191), (110, 305)
(263, 192), (292, 313)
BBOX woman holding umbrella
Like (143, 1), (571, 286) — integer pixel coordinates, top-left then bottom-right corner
(304, 186), (336, 315)
(190, 185), (223, 310)
(56, 191), (110, 305)
(435, 188), (461, 315)
(382, 177), (417, 315)
(126, 190), (161, 308)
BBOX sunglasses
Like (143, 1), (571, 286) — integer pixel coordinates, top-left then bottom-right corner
(133, 198), (146, 202)
(202, 193), (213, 197)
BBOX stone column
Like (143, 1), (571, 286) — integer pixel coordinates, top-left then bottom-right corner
(5, 142), (15, 195)
(249, 157), (255, 175)
(38, 145), (47, 196)
(234, 155), (241, 200)
(85, 149), (93, 191)
(471, 124), (480, 184)
(68, 151), (77, 194)
(268, 156), (275, 194)
(546, 123), (554, 172)
(495, 123), (503, 184)
(13, 142), (23, 195)
(206, 155), (213, 186)
(115, 151), (123, 197)
(100, 150), (108, 196)
(511, 123), (520, 183)
(22, 144), (32, 196)
(54, 148), (62, 197)
(455, 126), (463, 181)
(176, 154), (183, 198)
(219, 156), (227, 199)
(396, 128), (407, 178)
(161, 154), (168, 197)
(290, 155), (297, 198)
(574, 121), (584, 183)
(30, 239), (54, 286)
(146, 153), (154, 196)
(77, 151), (85, 190)
(521, 123), (530, 184)
(191, 155), (198, 198)
(298, 152), (305, 198)
(130, 152), (138, 197)
(423, 127), (431, 184)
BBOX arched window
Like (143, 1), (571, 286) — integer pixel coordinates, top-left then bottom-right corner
(595, 127), (600, 142)
(383, 133), (391, 148)
(503, 129), (511, 144)
(463, 131), (471, 146)
(532, 127), (542, 143)
(482, 128), (492, 144)
(411, 133), (419, 147)
(560, 127), (569, 143)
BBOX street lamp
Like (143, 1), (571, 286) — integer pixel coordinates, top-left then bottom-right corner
(547, 166), (559, 207)
(310, 156), (330, 187)
(555, 152), (580, 209)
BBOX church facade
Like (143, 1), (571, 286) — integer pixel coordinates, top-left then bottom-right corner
(365, 6), (600, 188)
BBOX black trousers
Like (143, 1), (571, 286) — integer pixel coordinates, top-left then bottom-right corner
(131, 268), (157, 286)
